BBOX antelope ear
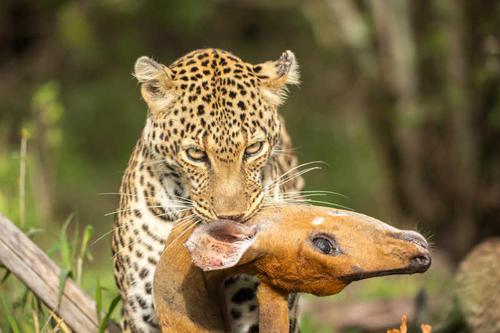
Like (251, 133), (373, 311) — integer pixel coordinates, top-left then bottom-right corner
(185, 221), (258, 271)
(134, 56), (176, 113)
(254, 50), (300, 106)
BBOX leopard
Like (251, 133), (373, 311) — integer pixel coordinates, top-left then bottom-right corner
(111, 48), (305, 333)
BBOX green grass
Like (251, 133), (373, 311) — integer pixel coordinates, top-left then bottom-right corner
(0, 133), (121, 332)
(301, 313), (335, 333)
(0, 216), (121, 332)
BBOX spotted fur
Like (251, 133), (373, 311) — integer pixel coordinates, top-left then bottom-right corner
(112, 48), (304, 332)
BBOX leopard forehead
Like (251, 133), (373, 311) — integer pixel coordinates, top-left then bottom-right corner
(148, 48), (281, 161)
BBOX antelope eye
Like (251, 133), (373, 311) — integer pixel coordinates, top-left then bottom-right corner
(186, 147), (207, 162)
(312, 235), (337, 255)
(245, 141), (264, 156)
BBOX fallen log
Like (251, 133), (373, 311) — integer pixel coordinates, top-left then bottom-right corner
(0, 213), (120, 333)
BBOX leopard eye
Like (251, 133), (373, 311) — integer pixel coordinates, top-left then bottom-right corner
(244, 141), (264, 157)
(186, 147), (207, 162)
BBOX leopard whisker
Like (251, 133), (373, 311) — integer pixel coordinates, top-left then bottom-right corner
(265, 165), (323, 192)
(278, 190), (347, 198)
(104, 205), (188, 217)
(150, 208), (193, 221)
(263, 193), (328, 204)
(168, 214), (196, 227)
(267, 192), (343, 202)
(137, 159), (169, 166)
(98, 192), (193, 204)
(170, 217), (197, 232)
(298, 199), (352, 210)
(265, 166), (320, 194)
(92, 225), (125, 246)
(98, 213), (193, 247)
(264, 161), (325, 191)
(162, 221), (199, 253)
(264, 198), (352, 211)
(167, 195), (194, 204)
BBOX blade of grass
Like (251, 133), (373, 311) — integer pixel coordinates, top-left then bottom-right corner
(31, 308), (41, 333)
(95, 278), (102, 323)
(56, 214), (75, 309)
(28, 292), (42, 333)
(34, 296), (46, 325)
(71, 220), (80, 266)
(1, 269), (11, 284)
(1, 297), (21, 333)
(60, 214), (74, 270)
(47, 241), (60, 257)
(76, 225), (94, 285)
(18, 128), (30, 228)
(25, 228), (44, 238)
(20, 287), (31, 311)
(57, 268), (73, 310)
(48, 309), (72, 333)
(79, 225), (94, 261)
(98, 295), (121, 333)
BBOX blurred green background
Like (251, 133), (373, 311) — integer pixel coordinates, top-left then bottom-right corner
(0, 0), (499, 332)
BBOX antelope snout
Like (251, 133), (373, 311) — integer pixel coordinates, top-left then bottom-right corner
(393, 230), (432, 273)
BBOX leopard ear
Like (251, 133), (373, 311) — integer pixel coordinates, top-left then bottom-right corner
(254, 50), (300, 106)
(134, 56), (176, 113)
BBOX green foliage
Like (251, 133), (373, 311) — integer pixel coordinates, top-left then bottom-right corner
(95, 277), (122, 332)
(98, 295), (121, 333)
(57, 2), (99, 62)
(1, 297), (20, 333)
(31, 81), (65, 149)
(300, 313), (334, 333)
(0, 129), (119, 329)
(0, 152), (22, 222)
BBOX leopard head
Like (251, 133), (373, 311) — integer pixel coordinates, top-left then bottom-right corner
(134, 49), (299, 222)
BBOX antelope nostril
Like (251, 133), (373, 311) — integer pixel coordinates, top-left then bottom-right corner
(396, 231), (429, 249)
(410, 253), (431, 272)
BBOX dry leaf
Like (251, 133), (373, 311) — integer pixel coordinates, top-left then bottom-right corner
(387, 314), (407, 333)
(400, 314), (408, 333)
(421, 324), (432, 333)
(387, 314), (433, 333)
